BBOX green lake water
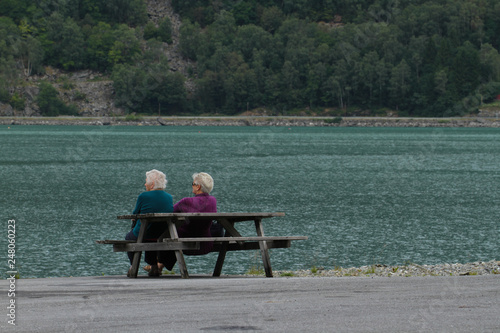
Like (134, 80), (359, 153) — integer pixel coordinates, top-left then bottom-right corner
(1, 125), (499, 278)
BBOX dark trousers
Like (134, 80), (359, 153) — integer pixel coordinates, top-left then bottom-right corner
(157, 222), (224, 271)
(125, 230), (158, 266)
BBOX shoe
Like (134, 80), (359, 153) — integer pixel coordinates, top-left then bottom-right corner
(148, 265), (160, 277)
(144, 263), (164, 274)
(127, 266), (134, 277)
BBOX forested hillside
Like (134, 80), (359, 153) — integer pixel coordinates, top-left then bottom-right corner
(1, 0), (500, 117)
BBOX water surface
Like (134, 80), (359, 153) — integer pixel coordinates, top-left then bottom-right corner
(1, 125), (499, 278)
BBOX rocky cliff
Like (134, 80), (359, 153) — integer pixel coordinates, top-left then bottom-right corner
(0, 68), (125, 117)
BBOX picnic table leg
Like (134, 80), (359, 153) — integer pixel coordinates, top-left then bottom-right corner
(167, 220), (189, 278)
(254, 218), (273, 277)
(216, 218), (243, 237)
(212, 219), (237, 277)
(213, 229), (229, 276)
(129, 219), (148, 278)
(213, 244), (227, 277)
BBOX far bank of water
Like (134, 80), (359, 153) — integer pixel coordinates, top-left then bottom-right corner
(1, 115), (500, 127)
(2, 125), (499, 278)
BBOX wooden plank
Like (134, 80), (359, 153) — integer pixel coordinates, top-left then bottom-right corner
(168, 221), (189, 279)
(213, 227), (229, 277)
(113, 239), (291, 252)
(107, 239), (296, 252)
(214, 218), (242, 238)
(212, 242), (228, 277)
(117, 212), (285, 220)
(255, 218), (273, 277)
(212, 240), (292, 252)
(129, 218), (149, 278)
(113, 242), (200, 252)
(102, 238), (303, 252)
(98, 236), (307, 244)
(96, 240), (135, 244)
(163, 236), (308, 242)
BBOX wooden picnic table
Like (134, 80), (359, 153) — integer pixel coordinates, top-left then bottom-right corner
(97, 212), (307, 278)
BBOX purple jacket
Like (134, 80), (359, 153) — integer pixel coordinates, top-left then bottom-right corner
(174, 193), (217, 254)
(174, 193), (217, 214)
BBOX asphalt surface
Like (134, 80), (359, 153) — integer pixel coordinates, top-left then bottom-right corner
(2, 274), (499, 332)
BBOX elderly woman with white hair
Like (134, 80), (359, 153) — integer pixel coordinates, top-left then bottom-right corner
(125, 169), (173, 277)
(158, 172), (219, 272)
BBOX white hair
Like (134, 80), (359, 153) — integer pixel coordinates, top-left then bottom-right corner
(146, 169), (167, 190)
(192, 172), (213, 193)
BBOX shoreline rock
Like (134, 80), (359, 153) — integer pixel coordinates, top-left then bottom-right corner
(274, 260), (500, 278)
(2, 116), (500, 127)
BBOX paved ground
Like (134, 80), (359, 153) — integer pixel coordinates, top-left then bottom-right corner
(2, 274), (499, 332)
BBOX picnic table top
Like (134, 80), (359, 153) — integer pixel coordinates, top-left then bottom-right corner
(117, 212), (285, 220)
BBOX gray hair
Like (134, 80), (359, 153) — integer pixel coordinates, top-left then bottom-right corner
(192, 172), (213, 193)
(146, 169), (167, 190)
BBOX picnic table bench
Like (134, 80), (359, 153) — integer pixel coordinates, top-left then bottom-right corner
(96, 212), (308, 278)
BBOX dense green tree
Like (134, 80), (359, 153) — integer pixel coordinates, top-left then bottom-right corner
(107, 25), (141, 66)
(447, 0), (486, 46)
(179, 20), (202, 60)
(0, 83), (10, 103)
(260, 6), (284, 33)
(450, 41), (481, 97)
(0, 54), (18, 95)
(196, 70), (224, 113)
(155, 71), (187, 114)
(172, 0), (217, 27)
(233, 25), (272, 62)
(434, 37), (454, 70)
(389, 59), (412, 110)
(331, 58), (352, 109)
(45, 13), (85, 70)
(359, 51), (379, 105)
(9, 93), (25, 110)
(14, 35), (44, 76)
(233, 1), (258, 26)
(142, 17), (172, 44)
(208, 11), (237, 47)
(86, 22), (115, 71)
(374, 59), (391, 106)
(0, 17), (21, 64)
(158, 17), (173, 44)
(111, 61), (187, 115)
(477, 81), (500, 104)
(432, 68), (455, 114)
(483, 1), (500, 49)
(77, 0), (105, 22)
(479, 43), (500, 82)
(306, 62), (327, 108)
(143, 21), (159, 41)
(0, 0), (35, 23)
(110, 64), (143, 111)
(224, 53), (260, 112)
(103, 0), (147, 26)
(37, 81), (77, 116)
(280, 60), (304, 108)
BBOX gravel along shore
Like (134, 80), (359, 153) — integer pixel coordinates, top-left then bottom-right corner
(274, 260), (500, 278)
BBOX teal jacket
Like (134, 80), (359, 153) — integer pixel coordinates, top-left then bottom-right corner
(132, 190), (173, 237)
